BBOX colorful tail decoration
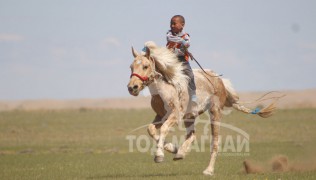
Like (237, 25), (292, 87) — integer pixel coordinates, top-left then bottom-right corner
(232, 101), (277, 118)
(222, 78), (284, 118)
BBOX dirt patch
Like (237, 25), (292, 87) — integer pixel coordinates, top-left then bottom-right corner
(243, 160), (265, 174)
(271, 155), (289, 172)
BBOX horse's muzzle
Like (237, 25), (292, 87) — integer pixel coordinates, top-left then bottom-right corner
(127, 84), (140, 96)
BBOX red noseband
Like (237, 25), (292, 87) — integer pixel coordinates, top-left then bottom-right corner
(130, 73), (149, 82)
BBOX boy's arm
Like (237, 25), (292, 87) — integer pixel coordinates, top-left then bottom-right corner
(166, 32), (190, 56)
(167, 33), (183, 44)
(181, 34), (190, 48)
(166, 32), (190, 47)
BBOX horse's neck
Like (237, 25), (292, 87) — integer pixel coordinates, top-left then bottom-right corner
(148, 79), (165, 96)
(148, 79), (186, 104)
(148, 80), (172, 96)
(148, 82), (159, 96)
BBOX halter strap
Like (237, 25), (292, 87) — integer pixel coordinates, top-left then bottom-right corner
(130, 73), (149, 82)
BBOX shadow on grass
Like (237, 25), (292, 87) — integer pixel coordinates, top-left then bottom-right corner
(87, 173), (179, 179)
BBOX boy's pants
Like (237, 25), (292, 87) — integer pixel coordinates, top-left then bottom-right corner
(179, 56), (196, 95)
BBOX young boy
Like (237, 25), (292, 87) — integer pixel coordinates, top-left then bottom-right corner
(166, 15), (197, 103)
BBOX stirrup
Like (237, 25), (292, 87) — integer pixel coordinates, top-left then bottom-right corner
(191, 94), (198, 103)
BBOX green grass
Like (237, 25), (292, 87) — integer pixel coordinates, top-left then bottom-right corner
(0, 109), (316, 179)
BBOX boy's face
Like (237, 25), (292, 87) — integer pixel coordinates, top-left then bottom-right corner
(170, 17), (184, 34)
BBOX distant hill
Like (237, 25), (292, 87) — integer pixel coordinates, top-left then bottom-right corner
(0, 89), (315, 111)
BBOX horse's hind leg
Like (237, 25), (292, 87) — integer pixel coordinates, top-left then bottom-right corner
(173, 115), (196, 160)
(203, 103), (221, 176)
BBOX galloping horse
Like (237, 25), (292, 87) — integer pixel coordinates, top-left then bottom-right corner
(127, 41), (275, 176)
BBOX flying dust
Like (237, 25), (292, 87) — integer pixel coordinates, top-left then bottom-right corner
(243, 155), (316, 174)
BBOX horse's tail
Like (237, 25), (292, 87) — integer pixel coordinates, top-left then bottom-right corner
(222, 78), (276, 118)
(232, 102), (276, 118)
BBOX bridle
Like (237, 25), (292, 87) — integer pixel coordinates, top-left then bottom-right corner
(130, 73), (149, 83)
(130, 56), (157, 85)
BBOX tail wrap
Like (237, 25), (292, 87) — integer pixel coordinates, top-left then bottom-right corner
(232, 103), (252, 114)
(222, 78), (277, 118)
(232, 102), (276, 118)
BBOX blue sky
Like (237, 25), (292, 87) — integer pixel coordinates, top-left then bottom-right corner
(0, 0), (315, 100)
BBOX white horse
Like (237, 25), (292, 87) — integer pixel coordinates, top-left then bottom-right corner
(127, 41), (275, 175)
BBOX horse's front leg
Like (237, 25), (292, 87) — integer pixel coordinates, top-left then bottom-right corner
(154, 110), (178, 163)
(148, 115), (178, 154)
(173, 114), (196, 160)
(147, 115), (163, 142)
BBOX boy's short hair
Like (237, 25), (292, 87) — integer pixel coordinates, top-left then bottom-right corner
(172, 15), (185, 24)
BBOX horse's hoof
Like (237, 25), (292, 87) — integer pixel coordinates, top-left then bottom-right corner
(164, 143), (178, 154)
(154, 156), (164, 163)
(203, 170), (214, 176)
(173, 153), (184, 161)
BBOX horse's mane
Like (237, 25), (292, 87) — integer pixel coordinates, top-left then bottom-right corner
(144, 41), (189, 92)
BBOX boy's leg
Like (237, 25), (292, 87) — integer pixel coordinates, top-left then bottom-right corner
(182, 62), (197, 102)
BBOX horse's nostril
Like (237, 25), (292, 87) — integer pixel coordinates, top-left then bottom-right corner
(128, 86), (133, 92)
(133, 85), (138, 90)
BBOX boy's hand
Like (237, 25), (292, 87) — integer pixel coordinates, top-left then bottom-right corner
(181, 39), (189, 48)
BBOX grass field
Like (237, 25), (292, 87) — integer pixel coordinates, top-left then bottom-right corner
(0, 108), (316, 179)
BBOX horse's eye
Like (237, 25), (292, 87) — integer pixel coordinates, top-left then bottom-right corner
(143, 65), (149, 70)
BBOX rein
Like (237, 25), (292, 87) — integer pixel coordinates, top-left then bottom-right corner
(186, 50), (221, 92)
(239, 91), (286, 105)
(187, 51), (223, 78)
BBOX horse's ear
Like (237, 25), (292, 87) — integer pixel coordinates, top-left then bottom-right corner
(145, 47), (150, 58)
(132, 46), (139, 58)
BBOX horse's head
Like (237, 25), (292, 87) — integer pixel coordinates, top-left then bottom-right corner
(127, 46), (155, 96)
